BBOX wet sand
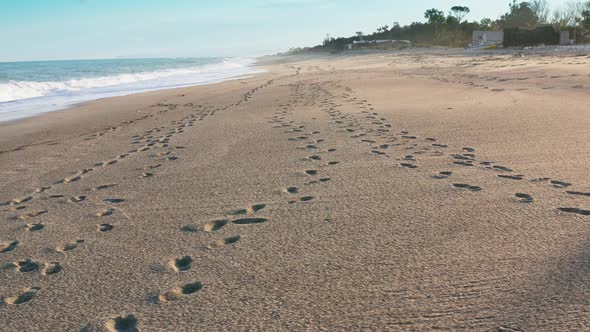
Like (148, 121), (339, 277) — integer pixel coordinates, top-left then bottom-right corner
(1, 50), (589, 331)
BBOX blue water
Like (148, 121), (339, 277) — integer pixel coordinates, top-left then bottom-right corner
(0, 57), (261, 122)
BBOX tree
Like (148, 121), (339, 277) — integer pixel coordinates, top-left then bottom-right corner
(450, 6), (471, 23)
(479, 18), (494, 29)
(424, 8), (445, 25)
(376, 25), (389, 34)
(355, 31), (364, 40)
(583, 0), (590, 24)
(500, 1), (539, 28)
(530, 0), (551, 24)
(552, 1), (585, 27)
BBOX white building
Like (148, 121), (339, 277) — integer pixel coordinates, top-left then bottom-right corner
(472, 31), (504, 47)
(560, 31), (572, 45)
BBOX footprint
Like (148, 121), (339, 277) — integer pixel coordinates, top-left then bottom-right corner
(26, 223), (44, 232)
(56, 240), (84, 252)
(497, 174), (524, 181)
(140, 172), (154, 178)
(371, 150), (386, 155)
(209, 235), (241, 248)
(400, 163), (418, 169)
(515, 193), (534, 203)
(96, 209), (114, 217)
(327, 161), (339, 165)
(557, 208), (590, 216)
(452, 183), (482, 192)
(453, 161), (474, 167)
(551, 180), (572, 188)
(433, 171), (453, 179)
(43, 262), (62, 275)
(170, 255), (192, 272)
(319, 178), (331, 183)
(462, 147), (476, 152)
(67, 196), (87, 203)
(300, 196), (314, 202)
(105, 314), (139, 332)
(305, 170), (318, 176)
(7, 205), (26, 211)
(452, 154), (473, 161)
(64, 175), (82, 183)
(103, 198), (125, 204)
(0, 241), (19, 253)
(18, 210), (48, 220)
(203, 220), (228, 232)
(159, 281), (203, 302)
(566, 191), (590, 197)
(309, 155), (322, 161)
(5, 259), (40, 273)
(34, 186), (52, 193)
(179, 225), (199, 233)
(285, 186), (299, 194)
(93, 184), (117, 191)
(98, 223), (114, 232)
(249, 204), (266, 213)
(232, 218), (268, 225)
(530, 177), (551, 183)
(493, 165), (513, 172)
(4, 287), (40, 305)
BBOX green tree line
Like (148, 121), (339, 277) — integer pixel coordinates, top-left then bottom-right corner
(297, 1), (590, 52)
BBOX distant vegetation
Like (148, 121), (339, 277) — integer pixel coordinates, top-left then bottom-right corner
(285, 1), (590, 53)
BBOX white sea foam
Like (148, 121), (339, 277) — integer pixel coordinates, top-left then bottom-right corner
(0, 58), (263, 122)
(0, 58), (255, 102)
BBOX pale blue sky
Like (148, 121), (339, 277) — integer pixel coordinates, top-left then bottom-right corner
(0, 0), (571, 61)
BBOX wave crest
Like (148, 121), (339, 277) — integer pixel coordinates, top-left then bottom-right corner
(0, 58), (255, 103)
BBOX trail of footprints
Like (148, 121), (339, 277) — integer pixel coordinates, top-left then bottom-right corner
(0, 78), (284, 328)
(277, 78), (588, 220)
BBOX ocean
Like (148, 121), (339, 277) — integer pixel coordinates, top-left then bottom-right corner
(0, 57), (262, 122)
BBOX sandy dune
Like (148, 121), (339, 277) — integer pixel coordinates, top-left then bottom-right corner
(0, 50), (589, 331)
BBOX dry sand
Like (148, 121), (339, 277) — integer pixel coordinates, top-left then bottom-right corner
(0, 50), (589, 331)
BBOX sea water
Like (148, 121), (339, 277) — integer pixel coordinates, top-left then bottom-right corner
(0, 57), (262, 122)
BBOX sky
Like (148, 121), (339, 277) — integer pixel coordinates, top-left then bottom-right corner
(0, 0), (573, 62)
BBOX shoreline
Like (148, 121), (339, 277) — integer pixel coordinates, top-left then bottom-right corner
(0, 57), (264, 124)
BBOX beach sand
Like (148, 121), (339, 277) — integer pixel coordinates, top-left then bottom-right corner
(1, 50), (589, 331)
